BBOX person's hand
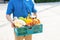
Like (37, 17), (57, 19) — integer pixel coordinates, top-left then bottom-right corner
(11, 21), (15, 28)
(6, 15), (15, 28)
(33, 13), (37, 18)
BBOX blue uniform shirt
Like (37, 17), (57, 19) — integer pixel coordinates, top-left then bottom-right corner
(6, 0), (37, 18)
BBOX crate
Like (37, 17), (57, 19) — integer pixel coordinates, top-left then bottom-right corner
(14, 24), (43, 36)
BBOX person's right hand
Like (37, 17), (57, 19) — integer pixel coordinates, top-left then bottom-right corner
(6, 15), (15, 28)
(11, 21), (15, 28)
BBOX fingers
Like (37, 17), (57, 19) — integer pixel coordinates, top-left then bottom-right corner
(11, 23), (15, 28)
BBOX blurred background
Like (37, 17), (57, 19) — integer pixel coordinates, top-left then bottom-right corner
(0, 0), (60, 3)
(0, 0), (60, 40)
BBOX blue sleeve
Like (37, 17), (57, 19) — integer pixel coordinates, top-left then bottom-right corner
(6, 0), (14, 15)
(32, 2), (37, 13)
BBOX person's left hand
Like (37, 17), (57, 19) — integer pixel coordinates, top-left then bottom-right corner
(33, 13), (37, 18)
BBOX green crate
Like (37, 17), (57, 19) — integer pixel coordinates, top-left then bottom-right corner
(14, 24), (43, 36)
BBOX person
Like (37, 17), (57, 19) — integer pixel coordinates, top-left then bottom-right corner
(6, 0), (37, 40)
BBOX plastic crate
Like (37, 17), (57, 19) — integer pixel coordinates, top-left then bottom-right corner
(14, 24), (43, 36)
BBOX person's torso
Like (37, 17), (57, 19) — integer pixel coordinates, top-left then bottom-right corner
(12, 0), (33, 18)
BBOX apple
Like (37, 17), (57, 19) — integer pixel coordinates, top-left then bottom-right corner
(32, 19), (40, 25)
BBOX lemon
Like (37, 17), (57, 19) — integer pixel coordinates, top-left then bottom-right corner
(26, 19), (32, 23)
